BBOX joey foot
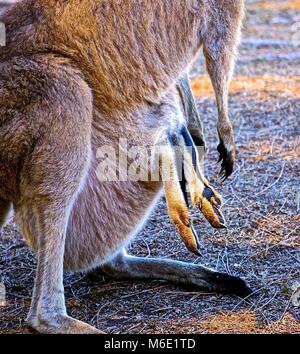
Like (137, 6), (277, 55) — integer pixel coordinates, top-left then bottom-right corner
(172, 205), (202, 256)
(190, 180), (226, 229)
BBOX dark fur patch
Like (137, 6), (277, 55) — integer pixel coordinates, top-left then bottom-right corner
(209, 272), (253, 297)
(217, 140), (234, 181)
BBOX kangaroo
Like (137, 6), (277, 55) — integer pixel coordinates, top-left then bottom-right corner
(0, 0), (250, 334)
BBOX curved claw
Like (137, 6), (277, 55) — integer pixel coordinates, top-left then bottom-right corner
(176, 223), (202, 256)
(217, 141), (235, 181)
(174, 218), (202, 256)
(200, 199), (226, 228)
(199, 186), (226, 228)
(191, 224), (202, 253)
(171, 203), (201, 256)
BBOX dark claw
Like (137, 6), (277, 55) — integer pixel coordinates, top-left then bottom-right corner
(202, 186), (222, 205)
(210, 272), (253, 297)
(200, 186), (226, 229)
(212, 205), (226, 227)
(221, 170), (229, 183)
(191, 225), (202, 256)
(217, 141), (235, 181)
(192, 249), (202, 257)
(203, 186), (213, 200)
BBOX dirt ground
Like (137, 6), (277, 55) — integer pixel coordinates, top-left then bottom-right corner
(0, 0), (299, 334)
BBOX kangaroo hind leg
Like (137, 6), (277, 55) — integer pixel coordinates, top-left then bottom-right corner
(18, 130), (101, 334)
(15, 77), (103, 334)
(99, 250), (253, 297)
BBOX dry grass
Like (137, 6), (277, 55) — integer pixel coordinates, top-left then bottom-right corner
(143, 311), (300, 334)
(249, 1), (300, 10)
(191, 75), (300, 100)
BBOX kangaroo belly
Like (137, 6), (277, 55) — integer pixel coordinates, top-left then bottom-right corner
(63, 91), (183, 272)
(64, 166), (162, 272)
